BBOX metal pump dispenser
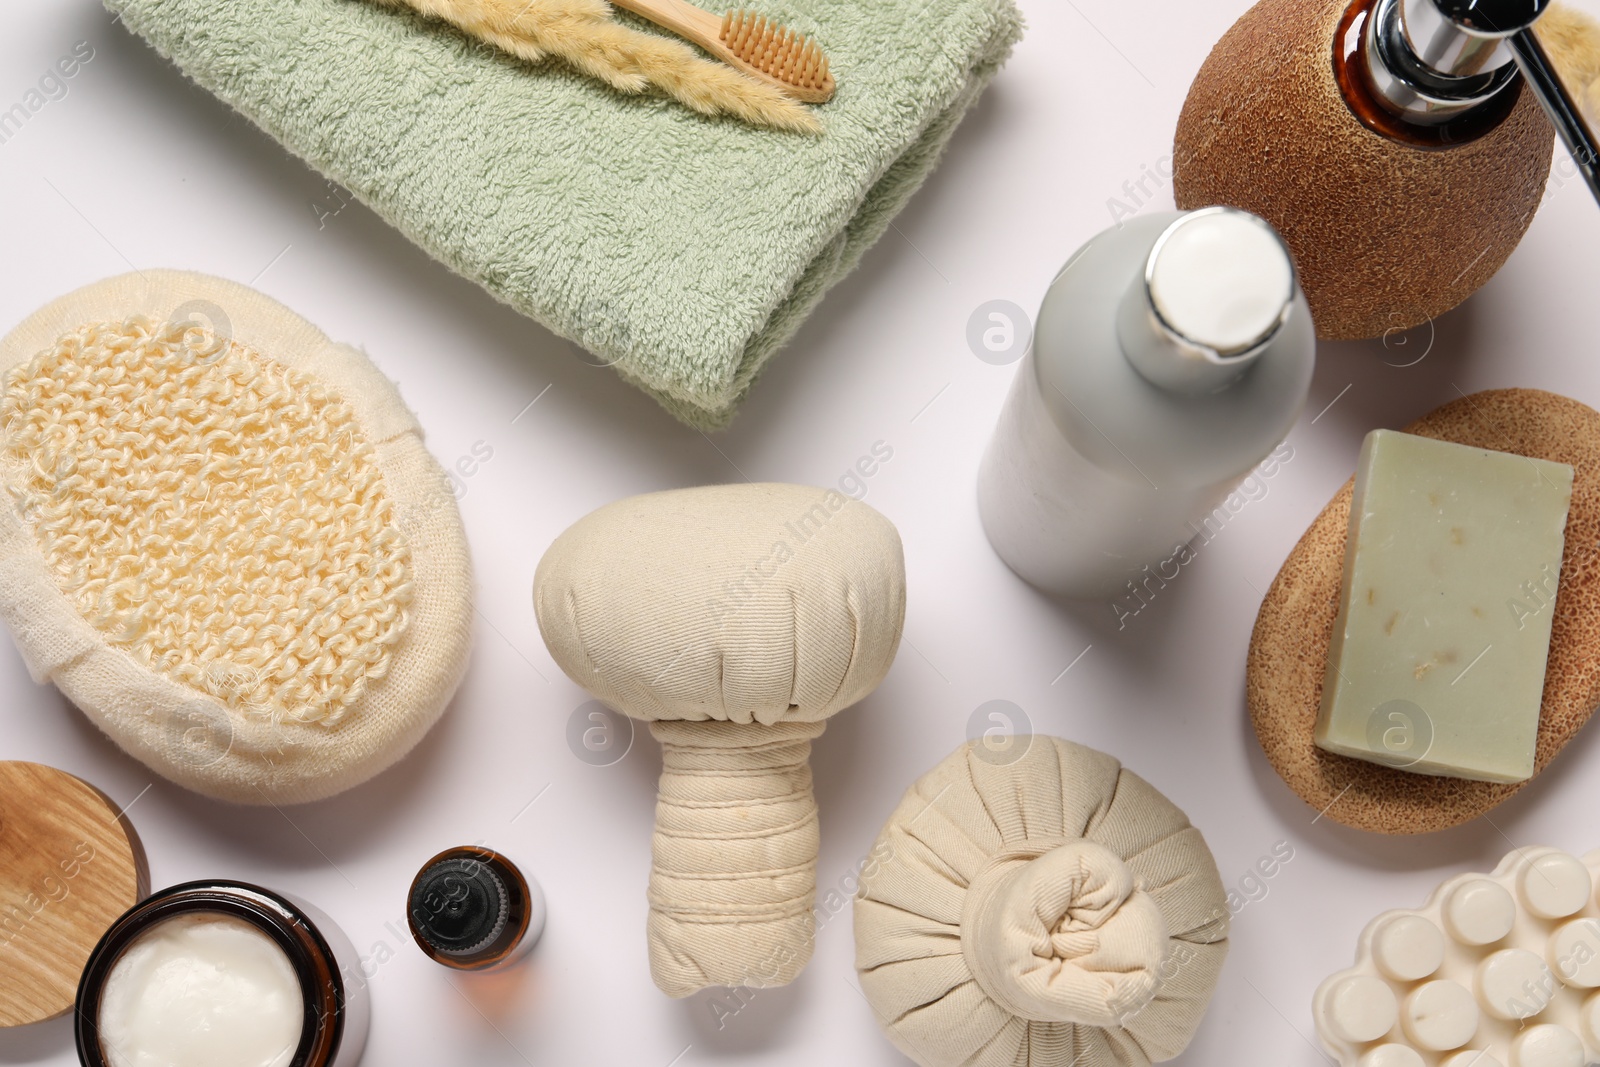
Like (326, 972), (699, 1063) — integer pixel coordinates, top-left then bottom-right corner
(1363, 0), (1600, 202)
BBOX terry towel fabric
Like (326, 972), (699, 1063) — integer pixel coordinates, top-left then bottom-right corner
(104, 0), (1025, 429)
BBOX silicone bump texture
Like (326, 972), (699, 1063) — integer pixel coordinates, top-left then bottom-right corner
(1316, 849), (1600, 1065)
(1361, 1045), (1427, 1067)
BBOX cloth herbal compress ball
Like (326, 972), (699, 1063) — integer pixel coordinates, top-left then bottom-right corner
(534, 483), (905, 997)
(0, 272), (473, 805)
(855, 738), (1230, 1067)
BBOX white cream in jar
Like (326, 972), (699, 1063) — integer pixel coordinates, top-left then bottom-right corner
(78, 882), (367, 1067)
(98, 912), (303, 1067)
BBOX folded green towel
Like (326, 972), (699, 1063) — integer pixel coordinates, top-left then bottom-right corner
(105, 0), (1023, 429)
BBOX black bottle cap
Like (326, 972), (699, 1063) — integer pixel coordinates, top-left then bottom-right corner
(409, 856), (510, 957)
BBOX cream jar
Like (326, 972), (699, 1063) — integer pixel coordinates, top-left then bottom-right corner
(75, 881), (369, 1067)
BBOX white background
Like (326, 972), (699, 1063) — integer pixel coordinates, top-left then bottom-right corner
(3, 1), (1600, 1064)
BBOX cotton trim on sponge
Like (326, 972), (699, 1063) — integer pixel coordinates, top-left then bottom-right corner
(0, 272), (473, 805)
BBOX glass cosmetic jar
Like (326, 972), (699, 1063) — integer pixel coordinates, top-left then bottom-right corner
(74, 881), (369, 1067)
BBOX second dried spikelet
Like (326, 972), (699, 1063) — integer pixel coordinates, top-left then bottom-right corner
(370, 0), (822, 133)
(1540, 2), (1600, 124)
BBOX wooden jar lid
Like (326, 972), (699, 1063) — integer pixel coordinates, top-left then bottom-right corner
(0, 762), (148, 1027)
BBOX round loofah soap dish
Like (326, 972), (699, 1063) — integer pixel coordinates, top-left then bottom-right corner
(0, 272), (473, 805)
(1249, 389), (1600, 834)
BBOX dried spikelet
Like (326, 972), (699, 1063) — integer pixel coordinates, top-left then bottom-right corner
(1538, 2), (1600, 124)
(370, 0), (821, 132)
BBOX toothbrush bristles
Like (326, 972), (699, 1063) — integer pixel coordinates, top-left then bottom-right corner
(720, 9), (834, 94)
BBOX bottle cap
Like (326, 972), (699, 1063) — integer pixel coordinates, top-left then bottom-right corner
(1118, 207), (1296, 394)
(409, 856), (511, 958)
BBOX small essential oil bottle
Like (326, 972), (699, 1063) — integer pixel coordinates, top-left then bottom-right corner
(406, 846), (545, 971)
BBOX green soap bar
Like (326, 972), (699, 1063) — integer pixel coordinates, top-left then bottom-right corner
(1314, 430), (1575, 783)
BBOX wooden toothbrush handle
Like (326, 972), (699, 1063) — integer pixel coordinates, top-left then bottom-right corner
(610, 0), (725, 50)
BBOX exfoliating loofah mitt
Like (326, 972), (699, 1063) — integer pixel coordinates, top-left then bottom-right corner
(855, 738), (1230, 1067)
(104, 0), (1023, 429)
(535, 483), (905, 996)
(0, 272), (473, 805)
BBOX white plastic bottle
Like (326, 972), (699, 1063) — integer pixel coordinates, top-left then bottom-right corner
(978, 207), (1315, 600)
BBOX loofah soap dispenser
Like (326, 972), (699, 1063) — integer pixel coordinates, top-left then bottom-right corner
(1173, 0), (1600, 341)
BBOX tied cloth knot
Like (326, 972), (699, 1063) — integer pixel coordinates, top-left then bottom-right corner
(961, 839), (1170, 1028)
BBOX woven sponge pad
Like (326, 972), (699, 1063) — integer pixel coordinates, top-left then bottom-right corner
(0, 272), (472, 804)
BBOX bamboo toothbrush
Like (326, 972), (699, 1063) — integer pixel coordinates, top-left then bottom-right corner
(608, 0), (836, 103)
